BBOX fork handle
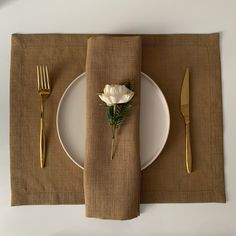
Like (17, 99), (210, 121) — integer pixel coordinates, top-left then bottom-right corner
(185, 122), (192, 174)
(40, 96), (46, 168)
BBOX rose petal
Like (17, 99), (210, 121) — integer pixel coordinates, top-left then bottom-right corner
(121, 85), (129, 94)
(118, 91), (134, 104)
(98, 94), (113, 106)
(109, 95), (118, 104)
(103, 85), (111, 95)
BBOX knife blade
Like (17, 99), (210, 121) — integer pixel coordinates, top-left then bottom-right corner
(180, 68), (192, 174)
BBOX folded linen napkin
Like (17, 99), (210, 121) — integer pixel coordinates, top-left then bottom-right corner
(84, 36), (142, 220)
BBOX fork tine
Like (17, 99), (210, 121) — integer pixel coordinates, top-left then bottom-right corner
(39, 65), (44, 89)
(45, 66), (50, 90)
(37, 65), (40, 90)
(42, 66), (47, 90)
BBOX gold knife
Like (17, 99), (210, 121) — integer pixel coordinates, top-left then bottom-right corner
(180, 68), (192, 174)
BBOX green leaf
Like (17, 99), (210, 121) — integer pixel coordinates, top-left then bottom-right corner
(106, 106), (114, 125)
(105, 103), (132, 128)
(113, 103), (132, 128)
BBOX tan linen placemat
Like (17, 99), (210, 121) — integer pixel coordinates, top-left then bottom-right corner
(84, 36), (141, 220)
(10, 33), (225, 206)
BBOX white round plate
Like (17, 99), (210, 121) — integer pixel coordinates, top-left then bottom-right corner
(56, 72), (170, 170)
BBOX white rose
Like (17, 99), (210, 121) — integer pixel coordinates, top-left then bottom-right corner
(98, 84), (134, 106)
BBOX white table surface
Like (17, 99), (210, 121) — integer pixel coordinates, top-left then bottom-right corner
(0, 0), (235, 235)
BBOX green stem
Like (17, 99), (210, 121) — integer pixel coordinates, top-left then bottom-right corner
(110, 105), (117, 160)
(111, 126), (115, 160)
(113, 104), (116, 117)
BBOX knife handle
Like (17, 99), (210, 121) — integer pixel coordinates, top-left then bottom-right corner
(185, 123), (192, 174)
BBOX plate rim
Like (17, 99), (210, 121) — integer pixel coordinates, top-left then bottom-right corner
(56, 72), (170, 171)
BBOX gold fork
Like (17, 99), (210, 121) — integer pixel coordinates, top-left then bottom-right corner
(37, 65), (51, 168)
